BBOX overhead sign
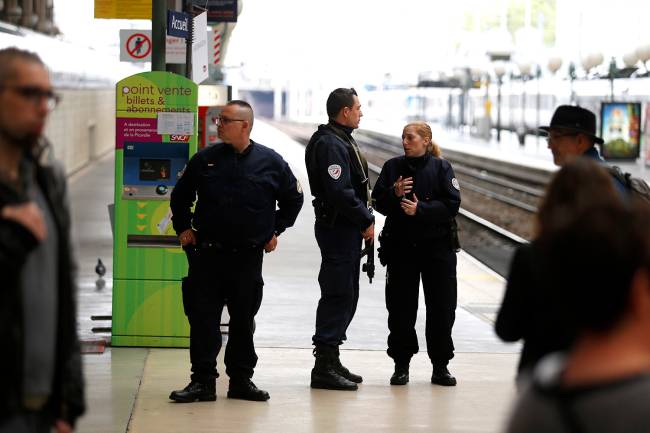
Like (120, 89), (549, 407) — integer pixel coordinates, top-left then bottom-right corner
(120, 30), (152, 62)
(191, 0), (238, 23)
(192, 12), (209, 84)
(95, 0), (151, 19)
(167, 10), (190, 39)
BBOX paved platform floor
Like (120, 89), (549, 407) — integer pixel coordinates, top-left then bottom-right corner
(71, 121), (521, 433)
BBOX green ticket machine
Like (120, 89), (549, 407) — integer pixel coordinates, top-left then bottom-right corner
(112, 72), (198, 347)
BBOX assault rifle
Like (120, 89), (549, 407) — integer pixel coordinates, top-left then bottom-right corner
(360, 207), (375, 284)
(360, 238), (375, 284)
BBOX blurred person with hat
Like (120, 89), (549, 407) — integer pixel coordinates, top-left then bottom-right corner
(540, 105), (604, 167)
(540, 105), (627, 194)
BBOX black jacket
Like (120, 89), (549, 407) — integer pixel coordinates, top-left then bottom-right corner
(372, 153), (460, 241)
(0, 152), (85, 425)
(305, 122), (373, 230)
(171, 140), (304, 247)
(495, 243), (576, 374)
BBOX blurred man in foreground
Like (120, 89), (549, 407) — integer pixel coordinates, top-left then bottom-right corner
(0, 47), (84, 433)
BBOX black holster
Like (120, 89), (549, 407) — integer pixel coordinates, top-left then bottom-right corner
(377, 230), (392, 267)
(313, 198), (338, 227)
(450, 219), (461, 253)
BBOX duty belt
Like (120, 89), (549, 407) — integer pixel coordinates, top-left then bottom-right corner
(196, 239), (261, 253)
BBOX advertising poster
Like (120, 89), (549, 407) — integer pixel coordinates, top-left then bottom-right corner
(645, 103), (650, 167)
(600, 102), (641, 160)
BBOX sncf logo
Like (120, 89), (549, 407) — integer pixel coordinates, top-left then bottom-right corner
(170, 135), (190, 142)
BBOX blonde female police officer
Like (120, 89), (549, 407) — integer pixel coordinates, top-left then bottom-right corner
(372, 122), (461, 386)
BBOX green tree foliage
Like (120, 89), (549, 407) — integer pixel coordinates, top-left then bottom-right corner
(463, 0), (556, 46)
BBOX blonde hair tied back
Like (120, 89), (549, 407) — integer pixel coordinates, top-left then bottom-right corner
(404, 121), (441, 157)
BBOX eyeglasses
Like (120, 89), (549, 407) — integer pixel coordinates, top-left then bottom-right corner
(215, 116), (245, 125)
(2, 85), (61, 110)
(546, 132), (579, 144)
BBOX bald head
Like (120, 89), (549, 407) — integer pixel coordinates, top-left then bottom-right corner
(227, 100), (254, 132)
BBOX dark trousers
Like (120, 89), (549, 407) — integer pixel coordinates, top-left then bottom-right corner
(0, 410), (52, 433)
(385, 240), (457, 365)
(182, 246), (264, 383)
(312, 222), (362, 347)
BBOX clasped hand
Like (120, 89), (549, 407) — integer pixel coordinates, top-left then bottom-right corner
(393, 176), (413, 197)
(400, 194), (418, 216)
(393, 176), (417, 216)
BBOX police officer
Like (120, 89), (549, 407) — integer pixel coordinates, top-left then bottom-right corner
(372, 121), (461, 386)
(169, 100), (303, 402)
(305, 88), (374, 391)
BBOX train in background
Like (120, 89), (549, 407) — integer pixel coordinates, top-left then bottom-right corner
(0, 22), (140, 174)
(363, 73), (650, 144)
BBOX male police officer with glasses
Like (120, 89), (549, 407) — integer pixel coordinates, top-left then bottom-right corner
(169, 100), (303, 402)
(305, 88), (374, 391)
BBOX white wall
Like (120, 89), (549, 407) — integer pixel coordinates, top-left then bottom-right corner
(45, 89), (115, 175)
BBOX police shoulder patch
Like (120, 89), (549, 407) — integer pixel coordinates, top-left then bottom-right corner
(328, 164), (342, 180)
(451, 177), (460, 190)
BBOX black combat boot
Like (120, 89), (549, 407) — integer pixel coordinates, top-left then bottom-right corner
(169, 381), (217, 402)
(333, 347), (363, 383)
(227, 378), (270, 401)
(390, 362), (410, 385)
(431, 365), (457, 386)
(310, 345), (358, 391)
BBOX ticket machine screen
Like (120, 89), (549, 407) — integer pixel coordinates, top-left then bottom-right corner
(123, 142), (188, 199)
(140, 159), (171, 181)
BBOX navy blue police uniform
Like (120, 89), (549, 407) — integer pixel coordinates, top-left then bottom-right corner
(170, 140), (303, 384)
(372, 153), (460, 367)
(305, 121), (374, 348)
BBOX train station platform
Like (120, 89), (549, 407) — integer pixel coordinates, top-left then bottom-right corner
(70, 121), (520, 433)
(361, 118), (650, 183)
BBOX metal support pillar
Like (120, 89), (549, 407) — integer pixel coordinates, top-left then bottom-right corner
(151, 0), (167, 71)
(496, 78), (502, 142)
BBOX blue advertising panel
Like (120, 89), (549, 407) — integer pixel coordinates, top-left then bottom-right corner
(601, 102), (641, 160)
(192, 0), (237, 23)
(645, 103), (650, 167)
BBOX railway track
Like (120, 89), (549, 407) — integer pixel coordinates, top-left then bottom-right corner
(363, 163), (527, 277)
(354, 129), (544, 214)
(271, 120), (537, 276)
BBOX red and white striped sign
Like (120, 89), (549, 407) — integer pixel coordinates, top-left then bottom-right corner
(210, 24), (224, 66)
